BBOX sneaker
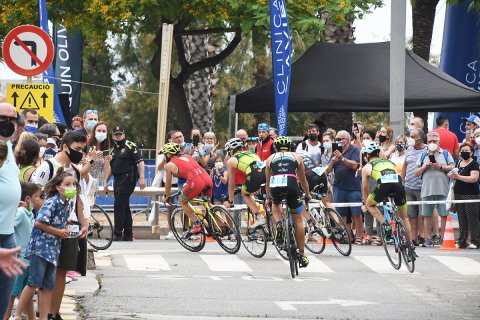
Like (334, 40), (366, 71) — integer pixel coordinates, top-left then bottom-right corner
(432, 235), (441, 246)
(422, 239), (434, 247)
(299, 254), (309, 268)
(165, 231), (175, 240)
(251, 215), (266, 228)
(467, 243), (479, 249)
(418, 235), (425, 245)
(66, 271), (81, 278)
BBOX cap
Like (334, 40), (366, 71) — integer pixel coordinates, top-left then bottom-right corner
(112, 126), (125, 134)
(46, 138), (56, 145)
(463, 115), (480, 127)
(258, 123), (270, 132)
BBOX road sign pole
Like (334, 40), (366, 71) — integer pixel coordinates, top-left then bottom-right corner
(27, 76), (32, 84)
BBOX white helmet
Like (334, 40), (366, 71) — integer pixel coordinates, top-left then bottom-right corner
(362, 141), (381, 154)
(225, 138), (245, 151)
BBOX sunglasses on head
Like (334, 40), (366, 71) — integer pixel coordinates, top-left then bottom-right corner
(83, 109), (98, 116)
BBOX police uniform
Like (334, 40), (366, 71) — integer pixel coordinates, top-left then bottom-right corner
(109, 126), (143, 240)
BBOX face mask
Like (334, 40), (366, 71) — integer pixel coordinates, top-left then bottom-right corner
(87, 120), (97, 131)
(179, 142), (186, 148)
(204, 143), (215, 149)
(95, 132), (107, 143)
(39, 146), (46, 157)
(63, 187), (77, 199)
(460, 151), (471, 160)
(28, 202), (34, 212)
(407, 125), (415, 133)
(25, 124), (38, 133)
(407, 137), (415, 147)
(114, 138), (126, 147)
(379, 135), (388, 143)
(0, 120), (16, 138)
(323, 142), (331, 150)
(428, 143), (438, 152)
(66, 146), (83, 164)
(308, 133), (318, 142)
(475, 137), (480, 145)
(395, 144), (405, 153)
(216, 162), (224, 169)
(337, 142), (344, 148)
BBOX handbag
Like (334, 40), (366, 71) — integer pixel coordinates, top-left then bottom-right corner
(446, 182), (456, 213)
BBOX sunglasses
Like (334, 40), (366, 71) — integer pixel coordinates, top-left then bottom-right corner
(335, 138), (345, 142)
(83, 109), (99, 116)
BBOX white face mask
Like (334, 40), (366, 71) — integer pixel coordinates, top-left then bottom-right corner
(39, 146), (46, 157)
(407, 137), (415, 147)
(475, 137), (480, 145)
(216, 162), (224, 169)
(95, 132), (107, 143)
(428, 143), (438, 152)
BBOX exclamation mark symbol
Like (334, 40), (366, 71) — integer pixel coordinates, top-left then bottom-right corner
(28, 96), (31, 108)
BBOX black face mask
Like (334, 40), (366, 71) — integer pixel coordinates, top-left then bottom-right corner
(379, 135), (388, 143)
(0, 120), (16, 138)
(395, 144), (405, 153)
(308, 133), (318, 142)
(460, 151), (471, 160)
(66, 146), (83, 164)
(114, 138), (126, 147)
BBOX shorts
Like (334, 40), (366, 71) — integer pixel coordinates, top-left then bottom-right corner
(27, 255), (56, 290)
(57, 238), (79, 271)
(270, 179), (303, 212)
(12, 266), (29, 297)
(369, 180), (407, 210)
(242, 167), (266, 194)
(405, 187), (422, 217)
(333, 187), (362, 217)
(306, 173), (327, 196)
(180, 173), (213, 201)
(421, 195), (448, 217)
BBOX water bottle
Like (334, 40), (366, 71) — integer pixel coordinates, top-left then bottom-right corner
(195, 207), (204, 221)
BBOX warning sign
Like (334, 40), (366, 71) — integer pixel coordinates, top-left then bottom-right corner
(6, 83), (54, 122)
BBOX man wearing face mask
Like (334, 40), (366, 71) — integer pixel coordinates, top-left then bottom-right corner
(21, 109), (39, 134)
(431, 115), (459, 159)
(414, 132), (455, 247)
(0, 103), (22, 319)
(296, 124), (322, 164)
(462, 115), (480, 145)
(103, 126), (146, 242)
(407, 117), (424, 133)
(256, 123), (275, 161)
(75, 108), (99, 139)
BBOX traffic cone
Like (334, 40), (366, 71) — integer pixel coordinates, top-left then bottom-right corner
(436, 215), (460, 251)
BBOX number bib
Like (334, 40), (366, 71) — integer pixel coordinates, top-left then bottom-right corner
(67, 224), (80, 238)
(270, 175), (288, 188)
(380, 174), (399, 184)
(312, 167), (326, 177)
(256, 161), (266, 169)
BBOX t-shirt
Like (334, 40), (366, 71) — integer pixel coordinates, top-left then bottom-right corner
(296, 140), (322, 164)
(14, 207), (34, 265)
(331, 145), (361, 191)
(453, 160), (480, 195)
(404, 146), (426, 190)
(0, 141), (21, 235)
(389, 151), (406, 174)
(415, 149), (455, 198)
(431, 128), (459, 157)
(212, 168), (228, 197)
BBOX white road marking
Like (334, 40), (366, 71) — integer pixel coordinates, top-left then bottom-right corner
(123, 254), (170, 271)
(275, 299), (379, 311)
(354, 256), (420, 274)
(431, 256), (480, 276)
(200, 254), (252, 272)
(275, 255), (334, 273)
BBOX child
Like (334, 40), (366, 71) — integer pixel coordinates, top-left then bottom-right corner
(246, 137), (258, 153)
(4, 182), (41, 320)
(14, 169), (77, 320)
(211, 155), (228, 205)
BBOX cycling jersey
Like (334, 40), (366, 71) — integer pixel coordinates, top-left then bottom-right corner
(234, 151), (265, 194)
(235, 151), (261, 174)
(368, 158), (406, 209)
(300, 153), (327, 195)
(269, 152), (302, 211)
(171, 155), (212, 200)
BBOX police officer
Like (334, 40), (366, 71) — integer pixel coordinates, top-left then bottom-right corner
(104, 126), (146, 241)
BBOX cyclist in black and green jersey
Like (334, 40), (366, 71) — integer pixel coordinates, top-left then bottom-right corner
(225, 138), (267, 228)
(361, 142), (413, 241)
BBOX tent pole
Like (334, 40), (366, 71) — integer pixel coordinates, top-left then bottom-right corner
(229, 95), (236, 138)
(390, 0), (406, 138)
(235, 113), (239, 134)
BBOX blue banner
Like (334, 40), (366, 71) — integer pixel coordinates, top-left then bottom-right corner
(37, 0), (66, 124)
(269, 0), (292, 136)
(436, 0), (479, 140)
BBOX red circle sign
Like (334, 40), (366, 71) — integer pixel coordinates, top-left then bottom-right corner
(2, 25), (54, 76)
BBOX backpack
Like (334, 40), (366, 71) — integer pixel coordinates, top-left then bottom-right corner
(419, 149), (449, 167)
(300, 141), (309, 152)
(46, 159), (81, 182)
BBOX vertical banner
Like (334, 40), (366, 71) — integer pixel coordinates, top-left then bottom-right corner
(436, 0), (480, 139)
(37, 0), (66, 124)
(269, 0), (292, 136)
(53, 25), (83, 119)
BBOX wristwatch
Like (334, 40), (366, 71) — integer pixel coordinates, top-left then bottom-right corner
(341, 157), (345, 162)
(89, 159), (94, 165)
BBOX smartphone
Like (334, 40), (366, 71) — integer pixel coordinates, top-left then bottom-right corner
(429, 154), (436, 163)
(102, 150), (110, 156)
(332, 143), (342, 153)
(192, 135), (200, 147)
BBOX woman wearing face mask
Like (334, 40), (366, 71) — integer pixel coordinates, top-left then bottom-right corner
(472, 128), (480, 166)
(389, 135), (407, 174)
(211, 155), (229, 205)
(200, 132), (222, 173)
(378, 125), (396, 159)
(321, 131), (335, 202)
(447, 143), (480, 249)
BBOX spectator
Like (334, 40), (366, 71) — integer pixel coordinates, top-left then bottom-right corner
(256, 123), (275, 161)
(414, 131), (455, 247)
(38, 123), (61, 140)
(463, 114), (480, 145)
(378, 125), (396, 159)
(432, 115), (459, 159)
(185, 128), (202, 155)
(408, 116), (425, 133)
(447, 142), (480, 249)
(103, 126), (145, 241)
(236, 129), (248, 143)
(0, 248), (26, 278)
(473, 128), (480, 166)
(402, 129), (427, 246)
(71, 116), (83, 131)
(351, 121), (365, 147)
(211, 155), (228, 205)
(389, 135), (407, 174)
(246, 137), (258, 152)
(37, 116), (49, 129)
(76, 109), (99, 139)
(197, 131), (220, 172)
(21, 109), (39, 134)
(269, 127), (278, 140)
(13, 132), (37, 156)
(296, 123), (322, 164)
(55, 123), (68, 138)
(326, 130), (363, 243)
(321, 131), (335, 203)
(15, 138), (40, 182)
(0, 103), (22, 319)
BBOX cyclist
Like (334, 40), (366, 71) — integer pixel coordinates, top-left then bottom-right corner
(361, 142), (415, 249)
(225, 138), (266, 227)
(265, 136), (312, 268)
(161, 143), (213, 238)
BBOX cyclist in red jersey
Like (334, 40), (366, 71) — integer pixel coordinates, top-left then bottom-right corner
(161, 143), (213, 236)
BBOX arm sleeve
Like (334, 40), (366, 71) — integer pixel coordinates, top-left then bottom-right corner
(30, 161), (51, 188)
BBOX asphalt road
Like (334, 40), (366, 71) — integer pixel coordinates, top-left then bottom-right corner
(81, 240), (480, 320)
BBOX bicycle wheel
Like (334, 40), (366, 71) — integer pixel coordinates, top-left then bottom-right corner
(304, 218), (326, 254)
(397, 218), (415, 273)
(170, 207), (205, 252)
(285, 211), (298, 278)
(325, 208), (351, 256)
(239, 209), (267, 258)
(380, 216), (401, 270)
(210, 206), (241, 254)
(87, 204), (113, 250)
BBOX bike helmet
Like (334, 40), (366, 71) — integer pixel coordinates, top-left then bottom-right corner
(225, 138), (245, 151)
(362, 141), (381, 154)
(161, 143), (181, 155)
(274, 136), (292, 151)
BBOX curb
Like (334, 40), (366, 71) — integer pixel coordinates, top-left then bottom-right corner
(64, 271), (99, 319)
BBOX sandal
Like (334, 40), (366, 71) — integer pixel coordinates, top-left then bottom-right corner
(354, 237), (363, 245)
(371, 236), (382, 246)
(362, 238), (372, 245)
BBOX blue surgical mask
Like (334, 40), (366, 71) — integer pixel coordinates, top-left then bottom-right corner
(25, 124), (38, 133)
(87, 120), (98, 131)
(337, 142), (344, 148)
(179, 142), (186, 148)
(95, 132), (107, 143)
(407, 125), (415, 133)
(322, 142), (332, 150)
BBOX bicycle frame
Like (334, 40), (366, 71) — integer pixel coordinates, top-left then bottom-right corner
(382, 198), (400, 250)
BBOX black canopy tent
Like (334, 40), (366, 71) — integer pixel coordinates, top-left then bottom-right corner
(235, 42), (480, 113)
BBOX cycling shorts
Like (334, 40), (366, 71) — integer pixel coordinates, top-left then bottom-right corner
(180, 173), (213, 201)
(305, 172), (327, 196)
(270, 178), (303, 213)
(368, 178), (407, 210)
(242, 167), (266, 194)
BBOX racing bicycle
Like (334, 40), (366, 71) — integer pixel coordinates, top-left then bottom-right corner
(87, 203), (114, 250)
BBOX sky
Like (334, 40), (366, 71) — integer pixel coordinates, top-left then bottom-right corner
(0, 0), (447, 84)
